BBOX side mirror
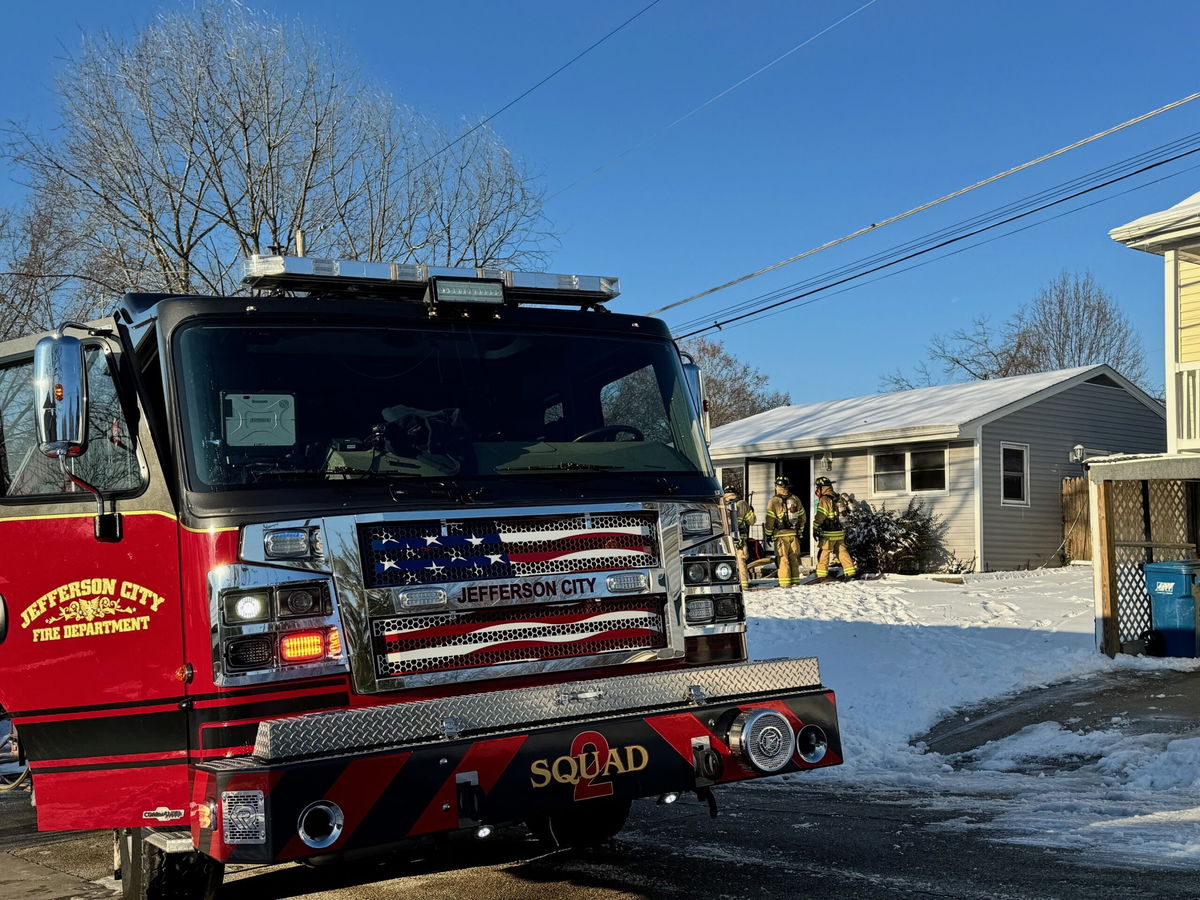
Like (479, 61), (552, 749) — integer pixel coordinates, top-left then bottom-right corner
(680, 358), (711, 442)
(33, 334), (89, 459)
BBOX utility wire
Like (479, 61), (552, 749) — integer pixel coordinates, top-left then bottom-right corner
(668, 131), (1200, 332)
(547, 0), (879, 202)
(650, 90), (1200, 316)
(395, 0), (664, 184)
(710, 160), (1200, 338)
(673, 142), (1200, 339)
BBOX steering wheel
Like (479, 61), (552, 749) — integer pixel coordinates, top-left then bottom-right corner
(571, 424), (645, 443)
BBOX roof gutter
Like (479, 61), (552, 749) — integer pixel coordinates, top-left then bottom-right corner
(709, 424), (962, 461)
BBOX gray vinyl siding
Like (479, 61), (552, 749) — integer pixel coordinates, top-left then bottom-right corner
(980, 381), (1166, 571)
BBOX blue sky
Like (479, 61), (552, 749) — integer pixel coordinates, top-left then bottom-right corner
(3, 0), (1198, 399)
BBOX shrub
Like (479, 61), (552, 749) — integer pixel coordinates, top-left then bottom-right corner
(841, 496), (948, 575)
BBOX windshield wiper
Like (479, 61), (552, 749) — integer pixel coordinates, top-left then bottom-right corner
(244, 466), (484, 502)
(496, 462), (622, 472)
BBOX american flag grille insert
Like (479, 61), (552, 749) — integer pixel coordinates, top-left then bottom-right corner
(372, 596), (667, 677)
(358, 513), (659, 588)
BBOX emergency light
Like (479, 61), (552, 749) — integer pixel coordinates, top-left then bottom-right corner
(242, 254), (620, 309)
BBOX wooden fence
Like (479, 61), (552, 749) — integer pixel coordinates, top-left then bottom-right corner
(1062, 476), (1091, 562)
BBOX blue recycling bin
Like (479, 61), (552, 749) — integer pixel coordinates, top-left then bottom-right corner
(1143, 560), (1200, 657)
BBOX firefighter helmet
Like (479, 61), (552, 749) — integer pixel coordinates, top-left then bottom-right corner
(774, 475), (791, 487)
(814, 476), (834, 488)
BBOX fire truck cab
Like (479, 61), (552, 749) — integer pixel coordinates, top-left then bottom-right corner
(0, 256), (840, 898)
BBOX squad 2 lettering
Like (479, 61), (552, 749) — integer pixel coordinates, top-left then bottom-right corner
(460, 576), (597, 604)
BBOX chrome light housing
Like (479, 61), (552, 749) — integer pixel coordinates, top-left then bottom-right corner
(728, 709), (795, 773)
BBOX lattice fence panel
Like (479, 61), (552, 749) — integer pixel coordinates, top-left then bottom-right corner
(1109, 479), (1196, 646)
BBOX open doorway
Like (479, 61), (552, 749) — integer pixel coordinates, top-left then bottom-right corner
(778, 457), (813, 558)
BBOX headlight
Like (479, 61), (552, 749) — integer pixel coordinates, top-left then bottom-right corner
(278, 583), (330, 618)
(712, 561), (735, 582)
(683, 561), (709, 585)
(681, 510), (712, 535)
(223, 591), (271, 624)
(685, 598), (715, 623)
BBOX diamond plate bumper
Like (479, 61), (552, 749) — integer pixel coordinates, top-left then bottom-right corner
(255, 657), (822, 762)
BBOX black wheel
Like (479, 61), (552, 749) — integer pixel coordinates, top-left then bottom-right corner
(117, 829), (224, 900)
(527, 798), (631, 848)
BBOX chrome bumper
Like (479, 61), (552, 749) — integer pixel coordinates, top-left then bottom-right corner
(254, 657), (823, 762)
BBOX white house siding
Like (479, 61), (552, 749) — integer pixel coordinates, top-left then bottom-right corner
(980, 380), (1166, 571)
(713, 441), (978, 567)
(828, 441), (978, 567)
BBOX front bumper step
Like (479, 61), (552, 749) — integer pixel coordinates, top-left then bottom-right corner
(254, 657), (822, 762)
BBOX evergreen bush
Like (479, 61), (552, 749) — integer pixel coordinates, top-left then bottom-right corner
(841, 496), (950, 575)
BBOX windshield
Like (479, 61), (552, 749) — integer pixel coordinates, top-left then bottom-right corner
(173, 322), (712, 494)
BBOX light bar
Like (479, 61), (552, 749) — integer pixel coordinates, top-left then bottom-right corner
(242, 255), (620, 306)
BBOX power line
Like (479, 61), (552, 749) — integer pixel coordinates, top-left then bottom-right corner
(668, 130), (1200, 333)
(706, 160), (1200, 338)
(673, 142), (1200, 339)
(649, 90), (1200, 316)
(547, 0), (879, 202)
(395, 0), (664, 185)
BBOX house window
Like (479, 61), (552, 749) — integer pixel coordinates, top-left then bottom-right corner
(871, 448), (947, 495)
(910, 449), (947, 491)
(1001, 442), (1029, 505)
(872, 452), (906, 493)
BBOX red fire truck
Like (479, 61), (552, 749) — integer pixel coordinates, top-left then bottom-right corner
(0, 256), (840, 897)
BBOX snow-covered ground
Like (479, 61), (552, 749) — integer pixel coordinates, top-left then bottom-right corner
(745, 567), (1200, 865)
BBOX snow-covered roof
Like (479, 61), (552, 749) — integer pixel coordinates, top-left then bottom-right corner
(1110, 190), (1200, 253)
(710, 365), (1157, 458)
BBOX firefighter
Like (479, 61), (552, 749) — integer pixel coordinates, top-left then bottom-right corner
(765, 475), (805, 588)
(813, 476), (856, 581)
(724, 484), (756, 589)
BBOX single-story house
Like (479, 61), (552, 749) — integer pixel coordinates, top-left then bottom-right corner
(709, 365), (1165, 571)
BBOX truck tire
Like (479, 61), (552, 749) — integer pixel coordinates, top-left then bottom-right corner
(527, 798), (631, 849)
(117, 829), (224, 900)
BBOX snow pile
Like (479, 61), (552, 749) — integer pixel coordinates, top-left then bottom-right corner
(743, 568), (1200, 862)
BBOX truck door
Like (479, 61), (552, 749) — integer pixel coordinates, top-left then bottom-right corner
(0, 328), (188, 831)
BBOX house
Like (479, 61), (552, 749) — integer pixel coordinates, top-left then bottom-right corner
(1088, 191), (1200, 654)
(710, 366), (1165, 572)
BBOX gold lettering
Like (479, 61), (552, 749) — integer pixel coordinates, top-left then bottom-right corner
(101, 578), (117, 596)
(529, 759), (552, 788)
(624, 745), (649, 773)
(578, 750), (602, 780)
(120, 581), (136, 601)
(602, 749), (627, 776)
(552, 756), (580, 785)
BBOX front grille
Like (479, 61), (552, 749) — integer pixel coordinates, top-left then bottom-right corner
(358, 512), (659, 589)
(372, 596), (667, 677)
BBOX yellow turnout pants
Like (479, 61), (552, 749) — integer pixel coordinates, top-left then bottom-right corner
(817, 536), (856, 578)
(735, 545), (752, 588)
(773, 531), (800, 587)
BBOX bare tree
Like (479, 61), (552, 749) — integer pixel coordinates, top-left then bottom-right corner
(3, 2), (553, 306)
(882, 271), (1149, 391)
(679, 337), (791, 428)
